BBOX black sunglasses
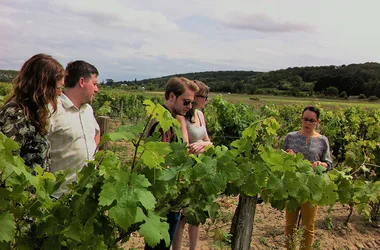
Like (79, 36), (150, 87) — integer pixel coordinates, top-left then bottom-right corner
(196, 95), (208, 100)
(183, 99), (195, 106)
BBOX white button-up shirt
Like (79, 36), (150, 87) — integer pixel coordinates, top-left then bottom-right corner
(49, 94), (99, 197)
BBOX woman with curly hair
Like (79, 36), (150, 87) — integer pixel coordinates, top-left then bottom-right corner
(0, 53), (65, 172)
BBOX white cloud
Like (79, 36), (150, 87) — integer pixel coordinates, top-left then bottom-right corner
(0, 18), (19, 28)
(51, 0), (180, 34)
(217, 12), (314, 33)
(1, 0), (380, 80)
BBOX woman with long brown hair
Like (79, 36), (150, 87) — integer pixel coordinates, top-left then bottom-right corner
(0, 53), (65, 171)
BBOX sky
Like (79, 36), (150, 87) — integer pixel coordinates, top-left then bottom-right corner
(1, 0), (380, 81)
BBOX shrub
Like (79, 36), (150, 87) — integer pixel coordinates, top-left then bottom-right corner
(0, 82), (12, 96)
(339, 91), (348, 99)
(368, 96), (378, 102)
(325, 86), (339, 96)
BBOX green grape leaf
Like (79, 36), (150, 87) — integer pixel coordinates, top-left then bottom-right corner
(336, 178), (353, 204)
(98, 182), (118, 206)
(63, 222), (81, 242)
(261, 151), (284, 172)
(3, 137), (20, 151)
(267, 173), (287, 200)
(0, 212), (15, 242)
(109, 197), (138, 230)
(307, 175), (324, 202)
(135, 188), (156, 211)
(141, 142), (172, 169)
(144, 99), (156, 115)
(285, 199), (300, 213)
(139, 212), (170, 248)
(153, 106), (176, 133)
(217, 155), (239, 181)
(241, 171), (260, 196)
(314, 165), (327, 175)
(283, 171), (301, 198)
(208, 202), (220, 222)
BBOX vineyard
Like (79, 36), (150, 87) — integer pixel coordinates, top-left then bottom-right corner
(1, 88), (380, 249)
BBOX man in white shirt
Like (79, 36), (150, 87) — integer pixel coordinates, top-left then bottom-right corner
(49, 60), (100, 197)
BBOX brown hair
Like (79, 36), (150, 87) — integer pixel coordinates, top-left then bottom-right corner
(164, 77), (199, 100)
(185, 80), (209, 123)
(64, 60), (99, 88)
(6, 53), (65, 135)
(302, 105), (320, 119)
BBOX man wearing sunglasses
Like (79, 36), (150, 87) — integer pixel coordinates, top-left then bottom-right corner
(145, 76), (199, 250)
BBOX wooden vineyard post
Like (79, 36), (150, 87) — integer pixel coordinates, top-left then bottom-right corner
(97, 116), (110, 150)
(230, 194), (258, 250)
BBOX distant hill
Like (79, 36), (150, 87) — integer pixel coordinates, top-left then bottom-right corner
(112, 70), (261, 92)
(0, 70), (18, 82)
(110, 62), (380, 97)
(3, 62), (380, 97)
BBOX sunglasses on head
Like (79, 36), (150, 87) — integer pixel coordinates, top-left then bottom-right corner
(196, 95), (208, 100)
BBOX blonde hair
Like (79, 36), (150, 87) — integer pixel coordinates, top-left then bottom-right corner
(165, 77), (199, 100)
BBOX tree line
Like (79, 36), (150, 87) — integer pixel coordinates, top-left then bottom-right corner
(3, 62), (380, 98)
(109, 62), (380, 98)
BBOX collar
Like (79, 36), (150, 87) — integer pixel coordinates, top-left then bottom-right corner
(163, 105), (175, 118)
(59, 93), (87, 111)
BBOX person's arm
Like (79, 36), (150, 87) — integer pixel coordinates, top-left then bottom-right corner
(94, 115), (101, 147)
(95, 132), (100, 146)
(188, 111), (212, 154)
(313, 136), (333, 170)
(176, 115), (190, 144)
(198, 110), (212, 146)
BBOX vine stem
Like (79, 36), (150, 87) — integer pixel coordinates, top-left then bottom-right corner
(131, 114), (153, 173)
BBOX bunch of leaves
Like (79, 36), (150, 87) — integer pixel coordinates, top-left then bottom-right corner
(204, 95), (258, 146)
(327, 167), (380, 223)
(98, 100), (234, 243)
(225, 115), (340, 212)
(343, 108), (380, 173)
(0, 99), (231, 249)
(0, 132), (67, 249)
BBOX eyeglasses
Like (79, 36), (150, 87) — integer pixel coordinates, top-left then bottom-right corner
(196, 95), (208, 100)
(56, 86), (64, 90)
(301, 117), (317, 124)
(183, 99), (195, 106)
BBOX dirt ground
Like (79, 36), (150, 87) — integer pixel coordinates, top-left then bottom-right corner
(122, 196), (380, 250)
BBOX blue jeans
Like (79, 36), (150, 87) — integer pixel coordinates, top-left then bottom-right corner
(144, 211), (181, 250)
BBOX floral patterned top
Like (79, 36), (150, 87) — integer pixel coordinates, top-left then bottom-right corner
(283, 131), (332, 171)
(0, 102), (50, 172)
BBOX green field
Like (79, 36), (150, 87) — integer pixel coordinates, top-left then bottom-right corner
(208, 93), (380, 109)
(119, 89), (380, 109)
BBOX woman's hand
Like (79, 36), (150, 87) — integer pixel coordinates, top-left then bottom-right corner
(188, 143), (205, 154)
(312, 161), (328, 169)
(286, 149), (296, 154)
